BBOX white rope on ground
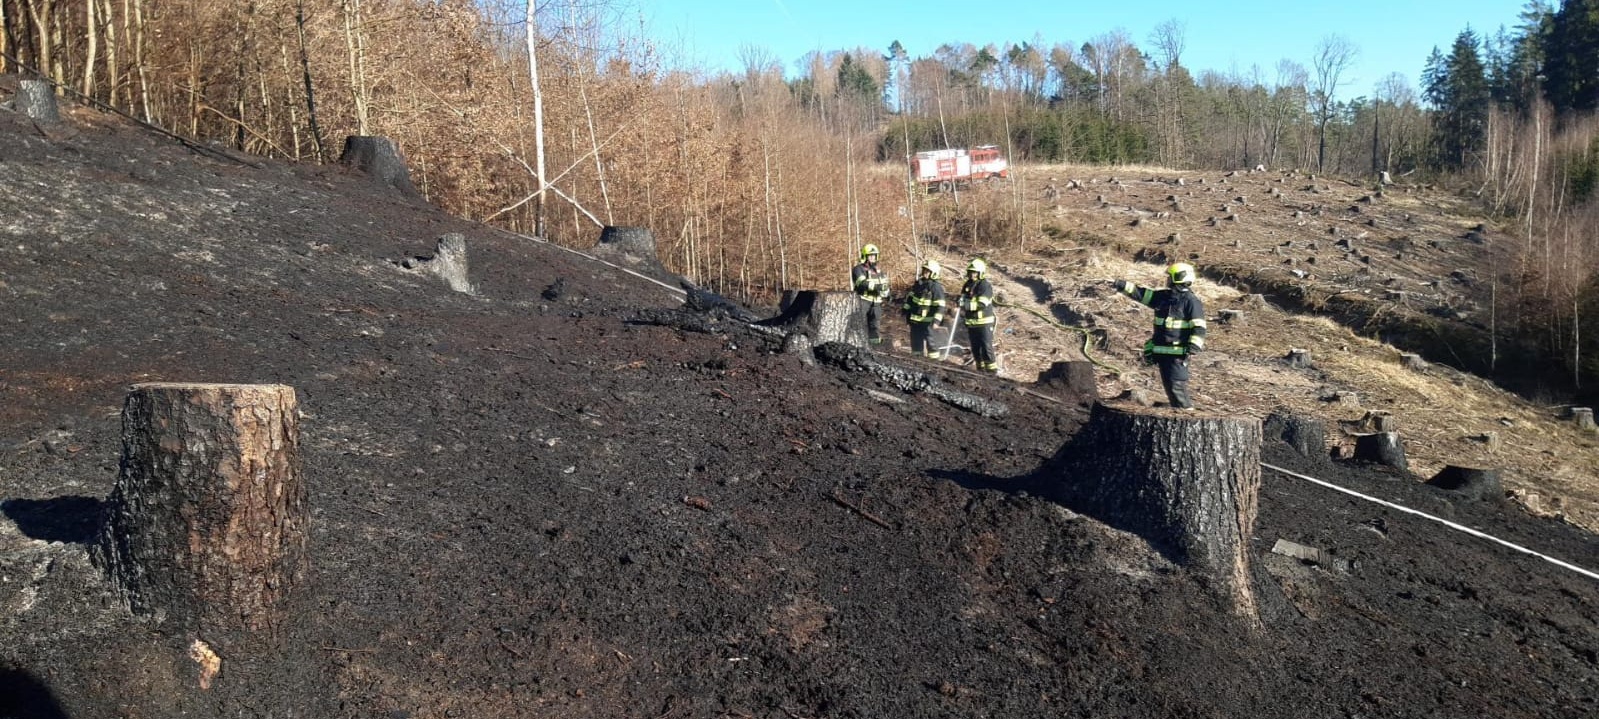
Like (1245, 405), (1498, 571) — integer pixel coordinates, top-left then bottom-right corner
(1261, 462), (1599, 583)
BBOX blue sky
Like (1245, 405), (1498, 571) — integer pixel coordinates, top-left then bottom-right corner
(632, 0), (1531, 96)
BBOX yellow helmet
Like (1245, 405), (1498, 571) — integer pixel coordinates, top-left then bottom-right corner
(860, 244), (880, 260)
(966, 258), (987, 278)
(921, 259), (941, 279)
(1167, 262), (1196, 286)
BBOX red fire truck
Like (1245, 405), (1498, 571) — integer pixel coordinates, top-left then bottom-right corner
(910, 145), (1009, 191)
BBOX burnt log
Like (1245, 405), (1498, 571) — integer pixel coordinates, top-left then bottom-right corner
(15, 79), (60, 124)
(1060, 403), (1262, 619)
(1427, 465), (1503, 503)
(756, 290), (868, 349)
(1352, 431), (1407, 471)
(1035, 360), (1098, 403)
(94, 383), (308, 636)
(339, 136), (419, 198)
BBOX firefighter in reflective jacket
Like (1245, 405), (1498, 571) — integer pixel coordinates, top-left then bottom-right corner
(960, 258), (999, 373)
(852, 244), (890, 345)
(902, 259), (947, 357)
(1113, 262), (1207, 409)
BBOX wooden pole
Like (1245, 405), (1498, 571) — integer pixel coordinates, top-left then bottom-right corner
(95, 384), (307, 636)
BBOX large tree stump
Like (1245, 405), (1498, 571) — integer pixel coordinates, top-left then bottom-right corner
(755, 290), (868, 349)
(590, 225), (681, 287)
(15, 79), (60, 124)
(1059, 403), (1262, 619)
(95, 384), (308, 637)
(1571, 407), (1596, 432)
(339, 136), (420, 198)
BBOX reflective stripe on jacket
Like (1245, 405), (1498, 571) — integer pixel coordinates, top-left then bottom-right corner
(852, 262), (889, 303)
(960, 278), (996, 326)
(903, 278), (946, 324)
(1120, 282), (1206, 356)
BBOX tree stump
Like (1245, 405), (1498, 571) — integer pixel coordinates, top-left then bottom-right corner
(1571, 407), (1596, 432)
(16, 79), (60, 124)
(400, 233), (474, 294)
(1285, 348), (1311, 367)
(95, 384), (308, 636)
(755, 290), (868, 349)
(1264, 412), (1325, 459)
(1427, 465), (1503, 502)
(1357, 410), (1397, 432)
(339, 136), (420, 198)
(1059, 403), (1262, 619)
(1217, 309), (1243, 324)
(1399, 352), (1426, 371)
(1352, 431), (1407, 471)
(1035, 360), (1098, 404)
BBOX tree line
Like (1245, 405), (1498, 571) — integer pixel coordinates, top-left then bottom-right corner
(0, 0), (1593, 396)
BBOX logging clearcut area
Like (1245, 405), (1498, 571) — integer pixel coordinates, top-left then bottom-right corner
(1, 86), (1597, 719)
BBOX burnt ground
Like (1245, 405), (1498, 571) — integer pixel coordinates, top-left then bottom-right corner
(0, 98), (1596, 719)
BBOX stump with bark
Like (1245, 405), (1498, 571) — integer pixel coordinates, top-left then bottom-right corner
(95, 383), (308, 637)
(1035, 360), (1098, 404)
(1263, 412), (1326, 459)
(1285, 348), (1311, 367)
(756, 290), (868, 349)
(1572, 407), (1596, 432)
(1352, 431), (1408, 471)
(400, 233), (474, 294)
(1427, 465), (1503, 503)
(339, 136), (420, 198)
(1058, 402), (1262, 619)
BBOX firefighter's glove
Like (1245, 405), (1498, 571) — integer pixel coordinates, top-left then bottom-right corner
(1187, 344), (1203, 355)
(1141, 349), (1156, 366)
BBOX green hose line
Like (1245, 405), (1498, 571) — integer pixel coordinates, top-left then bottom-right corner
(995, 300), (1124, 376)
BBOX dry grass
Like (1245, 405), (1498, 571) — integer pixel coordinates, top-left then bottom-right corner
(938, 166), (1599, 533)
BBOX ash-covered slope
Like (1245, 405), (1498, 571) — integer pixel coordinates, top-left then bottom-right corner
(0, 102), (1595, 719)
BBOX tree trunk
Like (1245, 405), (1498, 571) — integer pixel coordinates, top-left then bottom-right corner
(1058, 402), (1262, 620)
(15, 79), (60, 124)
(1035, 360), (1098, 403)
(94, 383), (308, 637)
(1264, 412), (1325, 459)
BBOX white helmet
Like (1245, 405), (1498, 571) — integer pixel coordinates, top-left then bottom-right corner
(966, 258), (987, 278)
(921, 260), (941, 279)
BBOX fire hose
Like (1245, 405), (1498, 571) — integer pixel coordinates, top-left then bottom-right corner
(994, 299), (1123, 376)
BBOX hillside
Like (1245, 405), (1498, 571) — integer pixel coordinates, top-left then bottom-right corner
(1, 91), (1597, 718)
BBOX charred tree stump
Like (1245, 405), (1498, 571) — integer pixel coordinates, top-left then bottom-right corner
(1264, 412), (1325, 459)
(1285, 348), (1311, 367)
(756, 290), (868, 349)
(15, 80), (60, 124)
(1399, 352), (1426, 371)
(1061, 403), (1262, 619)
(1352, 431), (1407, 471)
(1035, 360), (1098, 403)
(400, 233), (474, 294)
(1427, 465), (1503, 502)
(339, 136), (419, 198)
(95, 384), (308, 637)
(1571, 407), (1596, 432)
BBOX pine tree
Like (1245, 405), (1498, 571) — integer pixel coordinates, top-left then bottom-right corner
(1543, 0), (1599, 114)
(1424, 30), (1491, 170)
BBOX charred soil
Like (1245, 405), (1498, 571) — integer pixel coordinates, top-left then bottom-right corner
(0, 97), (1596, 718)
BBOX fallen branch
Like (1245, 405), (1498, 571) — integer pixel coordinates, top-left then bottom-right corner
(830, 489), (894, 529)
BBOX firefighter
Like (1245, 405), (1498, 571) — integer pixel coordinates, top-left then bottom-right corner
(1113, 262), (1207, 409)
(902, 259), (947, 357)
(851, 244), (890, 345)
(959, 258), (999, 373)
